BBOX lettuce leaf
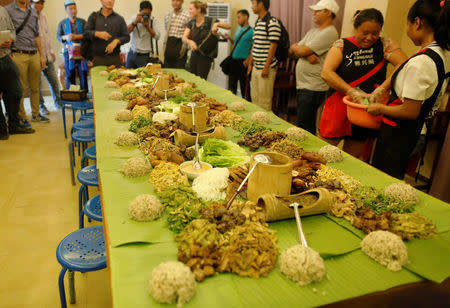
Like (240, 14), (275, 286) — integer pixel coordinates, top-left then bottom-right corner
(199, 138), (250, 167)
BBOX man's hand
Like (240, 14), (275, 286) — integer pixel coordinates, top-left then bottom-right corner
(51, 52), (56, 63)
(95, 31), (112, 41)
(0, 38), (13, 48)
(189, 40), (198, 51)
(367, 103), (385, 116)
(63, 34), (74, 42)
(222, 33), (230, 40)
(261, 66), (269, 78)
(245, 57), (253, 76)
(105, 39), (120, 54)
(40, 56), (46, 70)
(135, 14), (143, 24)
(306, 54), (319, 64)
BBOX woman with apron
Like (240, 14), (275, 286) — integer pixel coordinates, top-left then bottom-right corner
(368, 0), (450, 179)
(319, 9), (407, 159)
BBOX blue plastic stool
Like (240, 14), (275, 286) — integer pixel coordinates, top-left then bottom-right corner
(81, 145), (96, 168)
(69, 128), (95, 185)
(77, 164), (98, 229)
(72, 118), (94, 132)
(62, 100), (93, 138)
(84, 194), (103, 223)
(56, 226), (106, 308)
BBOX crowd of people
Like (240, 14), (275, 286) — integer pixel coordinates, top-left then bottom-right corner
(0, 0), (448, 180)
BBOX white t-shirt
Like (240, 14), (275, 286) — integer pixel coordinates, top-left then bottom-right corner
(393, 42), (449, 116)
(295, 25), (338, 91)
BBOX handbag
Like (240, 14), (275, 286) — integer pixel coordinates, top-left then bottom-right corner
(220, 26), (251, 75)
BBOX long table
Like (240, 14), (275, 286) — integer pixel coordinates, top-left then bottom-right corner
(91, 67), (450, 307)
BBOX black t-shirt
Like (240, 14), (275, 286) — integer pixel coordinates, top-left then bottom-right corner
(187, 16), (218, 45)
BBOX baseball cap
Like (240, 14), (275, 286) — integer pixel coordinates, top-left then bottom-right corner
(309, 0), (340, 15)
(64, 0), (76, 7)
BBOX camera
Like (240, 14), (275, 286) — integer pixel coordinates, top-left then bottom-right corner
(142, 15), (149, 22)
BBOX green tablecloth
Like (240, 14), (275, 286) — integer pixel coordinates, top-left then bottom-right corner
(91, 67), (450, 307)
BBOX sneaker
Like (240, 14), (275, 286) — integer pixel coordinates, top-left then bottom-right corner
(54, 103), (62, 111)
(31, 114), (50, 123)
(9, 126), (35, 134)
(40, 104), (50, 115)
(21, 119), (32, 128)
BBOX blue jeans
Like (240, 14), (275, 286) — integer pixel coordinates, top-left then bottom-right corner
(296, 89), (327, 134)
(126, 50), (152, 68)
(64, 51), (88, 90)
(39, 61), (61, 107)
(0, 55), (23, 132)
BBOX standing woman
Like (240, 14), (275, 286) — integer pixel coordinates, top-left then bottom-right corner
(368, 0), (450, 179)
(182, 1), (230, 79)
(319, 9), (408, 158)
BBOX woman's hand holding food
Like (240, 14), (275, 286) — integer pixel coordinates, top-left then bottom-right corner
(369, 86), (389, 104)
(346, 88), (368, 105)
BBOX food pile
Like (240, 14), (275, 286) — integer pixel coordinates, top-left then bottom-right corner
(128, 194), (163, 222)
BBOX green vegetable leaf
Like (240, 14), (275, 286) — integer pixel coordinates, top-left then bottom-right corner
(199, 138), (250, 167)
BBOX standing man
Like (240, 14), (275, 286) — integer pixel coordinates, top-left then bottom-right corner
(7, 0), (49, 125)
(56, 0), (88, 90)
(84, 0), (130, 67)
(223, 9), (253, 96)
(289, 0), (339, 134)
(31, 0), (62, 114)
(163, 0), (190, 68)
(245, 0), (281, 111)
(126, 0), (161, 68)
(0, 5), (34, 139)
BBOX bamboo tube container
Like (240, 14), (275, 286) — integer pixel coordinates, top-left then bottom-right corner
(247, 152), (293, 202)
(179, 102), (208, 132)
(257, 188), (333, 222)
(173, 126), (227, 146)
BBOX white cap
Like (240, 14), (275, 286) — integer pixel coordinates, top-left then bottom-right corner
(309, 0), (340, 15)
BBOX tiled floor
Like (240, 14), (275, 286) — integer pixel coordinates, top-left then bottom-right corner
(0, 98), (111, 307)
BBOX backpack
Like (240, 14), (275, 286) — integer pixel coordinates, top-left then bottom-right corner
(262, 14), (290, 62)
(81, 12), (98, 61)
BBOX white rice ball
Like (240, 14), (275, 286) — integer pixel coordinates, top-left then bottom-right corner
(286, 127), (307, 142)
(229, 101), (245, 111)
(279, 245), (326, 286)
(152, 112), (178, 123)
(119, 157), (151, 177)
(361, 230), (409, 272)
(132, 105), (150, 119)
(115, 131), (139, 146)
(385, 183), (419, 205)
(251, 111), (271, 125)
(319, 145), (343, 163)
(148, 261), (196, 308)
(99, 70), (109, 77)
(108, 91), (123, 101)
(105, 81), (119, 88)
(115, 109), (133, 121)
(128, 194), (163, 222)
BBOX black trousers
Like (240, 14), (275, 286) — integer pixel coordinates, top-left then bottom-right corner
(228, 67), (246, 97)
(164, 53), (187, 69)
(0, 55), (23, 134)
(189, 51), (212, 80)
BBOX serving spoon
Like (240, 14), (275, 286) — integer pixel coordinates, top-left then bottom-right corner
(225, 154), (272, 209)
